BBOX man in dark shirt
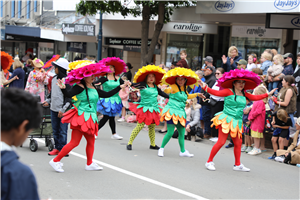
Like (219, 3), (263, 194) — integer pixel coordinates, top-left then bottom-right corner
(272, 53), (294, 90)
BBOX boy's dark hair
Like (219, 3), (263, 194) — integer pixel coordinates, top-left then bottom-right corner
(1, 88), (42, 132)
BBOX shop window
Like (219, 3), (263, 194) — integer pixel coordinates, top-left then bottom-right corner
(34, 0), (37, 12)
(108, 48), (123, 60)
(11, 1), (15, 18)
(166, 34), (203, 70)
(18, 0), (21, 18)
(27, 0), (30, 19)
(231, 37), (280, 62)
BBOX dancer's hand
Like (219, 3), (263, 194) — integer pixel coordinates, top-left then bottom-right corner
(271, 96), (278, 104)
(56, 78), (66, 89)
(197, 93), (206, 99)
(268, 88), (277, 96)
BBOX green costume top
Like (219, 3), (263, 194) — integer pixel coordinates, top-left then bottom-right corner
(135, 85), (161, 113)
(100, 78), (122, 104)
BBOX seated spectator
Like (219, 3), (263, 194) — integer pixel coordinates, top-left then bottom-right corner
(275, 117), (300, 165)
(269, 109), (293, 160)
(236, 59), (247, 70)
(186, 98), (202, 142)
(267, 54), (284, 95)
(260, 52), (273, 75)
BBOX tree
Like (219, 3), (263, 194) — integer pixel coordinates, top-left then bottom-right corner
(76, 1), (195, 66)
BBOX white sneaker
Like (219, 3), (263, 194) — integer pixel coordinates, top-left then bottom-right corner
(85, 162), (103, 171)
(95, 135), (97, 139)
(205, 162), (216, 171)
(179, 150), (194, 157)
(158, 148), (164, 157)
(275, 156), (285, 163)
(211, 137), (218, 142)
(117, 118), (125, 122)
(245, 146), (253, 153)
(49, 159), (64, 173)
(241, 146), (247, 152)
(248, 148), (261, 155)
(111, 134), (123, 140)
(233, 164), (250, 172)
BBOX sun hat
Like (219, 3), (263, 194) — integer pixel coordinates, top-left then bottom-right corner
(65, 60), (111, 85)
(52, 58), (70, 70)
(217, 69), (262, 90)
(32, 58), (44, 68)
(99, 57), (126, 76)
(1, 51), (14, 73)
(133, 65), (166, 85)
(161, 67), (199, 87)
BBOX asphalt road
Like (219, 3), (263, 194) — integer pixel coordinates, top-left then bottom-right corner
(17, 121), (300, 200)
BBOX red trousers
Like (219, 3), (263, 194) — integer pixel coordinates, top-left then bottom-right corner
(207, 128), (242, 166)
(53, 129), (95, 165)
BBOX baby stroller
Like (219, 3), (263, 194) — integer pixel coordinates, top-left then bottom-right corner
(27, 104), (54, 152)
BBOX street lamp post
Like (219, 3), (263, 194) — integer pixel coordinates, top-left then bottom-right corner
(97, 11), (103, 61)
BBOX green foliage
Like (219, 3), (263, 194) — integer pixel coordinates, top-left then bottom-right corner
(76, 0), (196, 23)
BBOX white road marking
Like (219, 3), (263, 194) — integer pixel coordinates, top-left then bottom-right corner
(36, 138), (207, 200)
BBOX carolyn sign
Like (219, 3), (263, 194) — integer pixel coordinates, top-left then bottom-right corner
(232, 26), (282, 38)
(214, 0), (235, 12)
(162, 22), (217, 34)
(274, 0), (300, 11)
(196, 1), (300, 14)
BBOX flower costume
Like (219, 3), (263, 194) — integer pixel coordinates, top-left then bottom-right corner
(158, 68), (200, 157)
(50, 61), (121, 172)
(96, 57), (126, 139)
(127, 65), (168, 150)
(25, 58), (48, 101)
(1, 51), (14, 88)
(203, 69), (269, 171)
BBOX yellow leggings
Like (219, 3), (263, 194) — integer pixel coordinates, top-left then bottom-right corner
(128, 122), (156, 146)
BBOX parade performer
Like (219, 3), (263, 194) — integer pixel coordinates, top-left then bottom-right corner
(1, 51), (15, 88)
(126, 65), (169, 150)
(199, 69), (277, 171)
(96, 57), (127, 140)
(49, 60), (129, 172)
(158, 67), (203, 157)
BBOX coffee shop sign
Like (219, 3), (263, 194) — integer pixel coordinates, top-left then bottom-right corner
(214, 0), (235, 12)
(62, 23), (95, 36)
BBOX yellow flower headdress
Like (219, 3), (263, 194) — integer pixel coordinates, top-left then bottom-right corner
(161, 67), (199, 87)
(68, 60), (94, 72)
(133, 65), (166, 85)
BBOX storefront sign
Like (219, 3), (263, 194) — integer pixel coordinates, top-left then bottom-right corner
(232, 26), (282, 38)
(105, 37), (151, 46)
(196, 0), (300, 14)
(123, 45), (160, 54)
(62, 24), (95, 36)
(1, 29), (5, 40)
(67, 42), (87, 53)
(266, 14), (300, 29)
(162, 22), (217, 34)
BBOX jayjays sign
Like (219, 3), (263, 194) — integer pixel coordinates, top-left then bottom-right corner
(266, 14), (300, 29)
(196, 0), (300, 14)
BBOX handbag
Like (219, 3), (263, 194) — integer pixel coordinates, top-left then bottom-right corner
(209, 98), (218, 106)
(190, 126), (204, 139)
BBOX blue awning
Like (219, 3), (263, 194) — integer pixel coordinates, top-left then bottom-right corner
(5, 25), (40, 37)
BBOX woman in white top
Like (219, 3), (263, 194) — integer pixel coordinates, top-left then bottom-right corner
(210, 67), (225, 142)
(247, 54), (257, 71)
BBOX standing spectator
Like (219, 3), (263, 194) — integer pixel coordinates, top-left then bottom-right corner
(8, 57), (25, 89)
(23, 59), (34, 87)
(200, 66), (216, 139)
(43, 58), (72, 156)
(203, 56), (215, 70)
(210, 68), (225, 142)
(269, 109), (293, 160)
(293, 53), (300, 117)
(21, 48), (33, 63)
(267, 54), (284, 95)
(180, 50), (188, 65)
(247, 54), (257, 71)
(202, 57), (208, 69)
(1, 88), (41, 200)
(25, 58), (49, 102)
(260, 52), (273, 75)
(248, 87), (267, 155)
(236, 59), (247, 70)
(124, 63), (133, 82)
(221, 46), (242, 72)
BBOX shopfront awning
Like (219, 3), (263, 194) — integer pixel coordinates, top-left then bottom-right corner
(5, 25), (40, 37)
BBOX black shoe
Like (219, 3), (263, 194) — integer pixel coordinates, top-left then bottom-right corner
(149, 145), (160, 150)
(127, 144), (132, 150)
(225, 142), (234, 148)
(284, 153), (291, 164)
(158, 130), (167, 133)
(64, 154), (69, 157)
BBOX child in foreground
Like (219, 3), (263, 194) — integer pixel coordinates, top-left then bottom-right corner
(1, 88), (42, 200)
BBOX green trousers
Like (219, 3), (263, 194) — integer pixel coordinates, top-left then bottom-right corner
(161, 123), (185, 153)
